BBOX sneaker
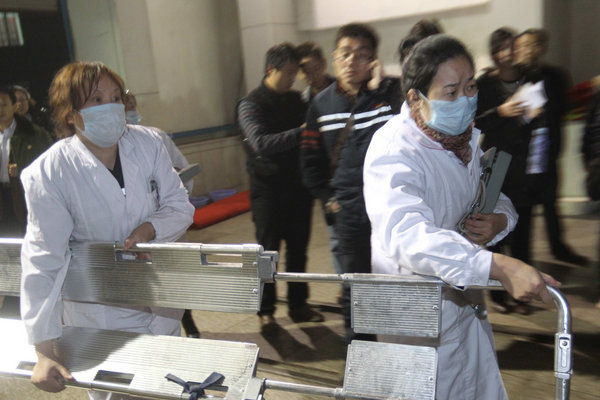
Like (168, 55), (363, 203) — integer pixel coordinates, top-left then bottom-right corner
(288, 305), (325, 323)
(186, 332), (200, 338)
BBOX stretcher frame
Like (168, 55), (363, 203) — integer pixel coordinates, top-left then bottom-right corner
(0, 239), (572, 399)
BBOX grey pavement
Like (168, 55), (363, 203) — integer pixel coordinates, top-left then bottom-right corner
(1, 206), (599, 399)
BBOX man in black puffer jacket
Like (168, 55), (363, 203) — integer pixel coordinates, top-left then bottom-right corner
(238, 43), (323, 326)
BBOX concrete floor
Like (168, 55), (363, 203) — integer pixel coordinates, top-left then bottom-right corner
(1, 205), (599, 399)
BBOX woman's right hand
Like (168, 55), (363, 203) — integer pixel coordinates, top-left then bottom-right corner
(32, 340), (73, 392)
(490, 253), (561, 305)
(497, 97), (526, 118)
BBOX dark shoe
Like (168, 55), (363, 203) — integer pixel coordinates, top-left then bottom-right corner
(186, 332), (200, 338)
(259, 314), (276, 326)
(288, 305), (325, 323)
(555, 249), (589, 266)
(259, 314), (278, 335)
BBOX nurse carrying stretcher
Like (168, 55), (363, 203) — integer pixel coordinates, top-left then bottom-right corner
(19, 61), (194, 398)
(363, 35), (561, 400)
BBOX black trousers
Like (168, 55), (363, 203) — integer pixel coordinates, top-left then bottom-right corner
(334, 209), (372, 335)
(510, 201), (566, 264)
(250, 183), (313, 315)
(0, 184), (24, 238)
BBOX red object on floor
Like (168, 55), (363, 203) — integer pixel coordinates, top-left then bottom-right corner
(190, 190), (250, 229)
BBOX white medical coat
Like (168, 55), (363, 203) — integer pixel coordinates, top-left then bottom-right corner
(364, 103), (517, 400)
(20, 125), (195, 345)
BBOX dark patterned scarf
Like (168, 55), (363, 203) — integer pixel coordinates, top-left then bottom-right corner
(409, 103), (473, 165)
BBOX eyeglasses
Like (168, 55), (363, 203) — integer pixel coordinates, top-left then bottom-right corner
(333, 49), (373, 65)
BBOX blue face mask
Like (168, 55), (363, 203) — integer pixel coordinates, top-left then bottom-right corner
(77, 103), (126, 147)
(419, 91), (478, 136)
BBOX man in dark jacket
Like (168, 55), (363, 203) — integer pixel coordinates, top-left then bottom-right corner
(0, 86), (53, 237)
(511, 28), (587, 266)
(300, 23), (402, 343)
(237, 43), (323, 326)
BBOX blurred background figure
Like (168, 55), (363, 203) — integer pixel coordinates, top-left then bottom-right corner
(398, 18), (444, 64)
(476, 27), (531, 314)
(239, 43), (322, 327)
(0, 86), (52, 238)
(11, 85), (54, 135)
(512, 28), (588, 266)
(295, 41), (342, 277)
(296, 41), (335, 104)
(124, 92), (194, 195)
(124, 91), (200, 338)
(581, 80), (600, 308)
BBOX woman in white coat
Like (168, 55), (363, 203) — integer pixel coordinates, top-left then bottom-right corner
(363, 35), (560, 400)
(19, 61), (195, 397)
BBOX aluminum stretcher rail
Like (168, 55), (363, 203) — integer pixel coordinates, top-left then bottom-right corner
(0, 239), (572, 400)
(272, 272), (573, 400)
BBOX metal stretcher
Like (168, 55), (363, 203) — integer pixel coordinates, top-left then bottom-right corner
(0, 239), (572, 399)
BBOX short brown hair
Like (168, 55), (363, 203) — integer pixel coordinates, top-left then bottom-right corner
(49, 61), (126, 138)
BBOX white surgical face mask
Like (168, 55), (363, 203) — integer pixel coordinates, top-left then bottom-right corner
(419, 91), (478, 136)
(125, 110), (142, 124)
(77, 103), (126, 147)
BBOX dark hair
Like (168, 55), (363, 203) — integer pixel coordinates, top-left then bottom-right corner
(515, 28), (549, 52)
(264, 42), (300, 73)
(398, 36), (420, 64)
(0, 86), (16, 104)
(10, 85), (30, 100)
(489, 27), (516, 55)
(401, 34), (474, 99)
(296, 41), (324, 61)
(335, 23), (379, 52)
(398, 19), (444, 64)
(408, 19), (443, 38)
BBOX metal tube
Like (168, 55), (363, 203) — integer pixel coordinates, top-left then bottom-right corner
(546, 285), (572, 400)
(274, 272), (442, 285)
(547, 285), (571, 334)
(274, 272), (344, 283)
(264, 379), (344, 398)
(555, 378), (570, 400)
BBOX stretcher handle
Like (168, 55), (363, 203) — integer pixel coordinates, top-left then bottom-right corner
(546, 285), (572, 400)
(547, 285), (571, 334)
(113, 241), (266, 256)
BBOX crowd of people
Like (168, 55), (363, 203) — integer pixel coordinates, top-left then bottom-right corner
(237, 19), (592, 400)
(1, 15), (596, 400)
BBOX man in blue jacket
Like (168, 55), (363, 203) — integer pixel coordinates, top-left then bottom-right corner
(300, 23), (402, 343)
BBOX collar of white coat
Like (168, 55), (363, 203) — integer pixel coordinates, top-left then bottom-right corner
(71, 126), (134, 167)
(399, 101), (481, 153)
